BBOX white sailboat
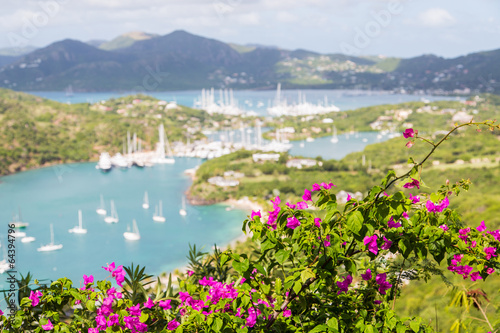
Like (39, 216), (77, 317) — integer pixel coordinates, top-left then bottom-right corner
(0, 240), (10, 273)
(179, 197), (187, 216)
(153, 200), (166, 222)
(21, 236), (36, 243)
(10, 207), (29, 229)
(142, 192), (149, 209)
(331, 126), (339, 143)
(104, 200), (119, 224)
(152, 124), (175, 164)
(37, 224), (63, 252)
(69, 210), (87, 234)
(96, 194), (107, 215)
(123, 219), (140, 240)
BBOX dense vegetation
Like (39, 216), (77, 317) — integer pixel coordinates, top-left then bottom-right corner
(2, 121), (500, 332)
(0, 89), (212, 175)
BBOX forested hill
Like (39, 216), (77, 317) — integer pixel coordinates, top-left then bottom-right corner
(0, 30), (499, 93)
(0, 89), (210, 175)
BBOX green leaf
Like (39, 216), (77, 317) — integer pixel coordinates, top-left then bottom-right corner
(309, 324), (329, 333)
(233, 259), (249, 275)
(213, 317), (223, 332)
(364, 324), (375, 333)
(139, 312), (149, 323)
(396, 324), (407, 333)
(220, 253), (229, 266)
(300, 268), (315, 283)
(261, 239), (276, 252)
(410, 320), (420, 332)
(293, 281), (302, 295)
(275, 277), (282, 294)
(86, 300), (96, 312)
(275, 249), (290, 265)
(347, 211), (363, 235)
(327, 317), (338, 329)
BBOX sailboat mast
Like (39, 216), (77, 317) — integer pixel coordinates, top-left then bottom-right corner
(50, 224), (54, 244)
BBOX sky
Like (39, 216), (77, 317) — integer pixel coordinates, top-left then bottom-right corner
(1, 0), (500, 58)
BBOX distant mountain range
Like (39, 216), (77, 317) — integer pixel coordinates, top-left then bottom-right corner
(0, 30), (498, 93)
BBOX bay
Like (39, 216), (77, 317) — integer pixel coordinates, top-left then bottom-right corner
(0, 158), (247, 289)
(27, 89), (460, 116)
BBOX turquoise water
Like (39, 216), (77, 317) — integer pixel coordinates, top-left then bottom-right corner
(28, 90), (460, 116)
(289, 131), (392, 160)
(0, 158), (248, 290)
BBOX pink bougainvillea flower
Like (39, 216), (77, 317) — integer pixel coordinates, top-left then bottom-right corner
(387, 217), (402, 229)
(251, 210), (261, 220)
(476, 220), (487, 232)
(346, 194), (352, 202)
(470, 272), (482, 282)
(314, 217), (322, 228)
(287, 216), (301, 229)
(246, 308), (258, 327)
(286, 202), (296, 209)
(187, 270), (194, 277)
(363, 235), (378, 255)
(302, 189), (312, 201)
(402, 212), (409, 219)
(484, 247), (497, 260)
(107, 314), (119, 327)
(83, 274), (94, 285)
(426, 197), (449, 213)
(270, 196), (281, 207)
(486, 267), (495, 275)
(283, 309), (292, 317)
(144, 297), (155, 309)
(102, 262), (116, 273)
(42, 319), (53, 331)
(361, 269), (372, 281)
(438, 224), (449, 232)
(167, 320), (180, 331)
(374, 300), (382, 305)
(158, 299), (172, 310)
(29, 290), (43, 307)
(324, 235), (331, 247)
(375, 273), (392, 295)
(403, 128), (415, 139)
(336, 275), (353, 294)
(403, 178), (420, 189)
(112, 265), (125, 287)
(321, 182), (333, 190)
(409, 194), (420, 203)
(405, 141), (414, 148)
(128, 303), (141, 316)
(312, 183), (321, 191)
(296, 201), (308, 209)
(380, 236), (393, 250)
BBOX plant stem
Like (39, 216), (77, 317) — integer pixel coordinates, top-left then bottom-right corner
(472, 298), (494, 331)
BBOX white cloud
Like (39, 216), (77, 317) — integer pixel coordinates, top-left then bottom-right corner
(276, 12), (298, 23)
(418, 8), (456, 27)
(234, 12), (261, 26)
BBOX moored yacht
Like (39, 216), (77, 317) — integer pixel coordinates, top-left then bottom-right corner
(96, 152), (112, 172)
(37, 224), (63, 252)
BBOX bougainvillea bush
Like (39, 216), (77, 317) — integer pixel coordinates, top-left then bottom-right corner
(1, 121), (500, 332)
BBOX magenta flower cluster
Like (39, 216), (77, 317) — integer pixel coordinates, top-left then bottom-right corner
(426, 197), (449, 213)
